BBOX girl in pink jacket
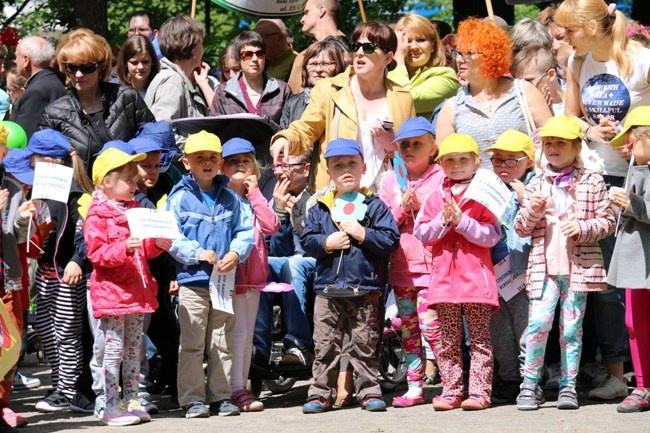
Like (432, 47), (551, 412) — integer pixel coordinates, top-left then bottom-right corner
(84, 145), (171, 426)
(220, 138), (280, 412)
(379, 117), (445, 407)
(414, 133), (501, 411)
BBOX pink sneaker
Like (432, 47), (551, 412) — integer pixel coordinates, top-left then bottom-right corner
(432, 394), (464, 411)
(102, 409), (141, 426)
(126, 399), (152, 422)
(392, 394), (425, 408)
(2, 407), (28, 427)
(461, 394), (491, 411)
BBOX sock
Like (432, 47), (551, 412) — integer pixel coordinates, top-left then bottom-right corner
(404, 387), (423, 398)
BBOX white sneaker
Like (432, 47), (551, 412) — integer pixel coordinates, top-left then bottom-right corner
(588, 375), (628, 400)
(102, 401), (140, 426)
(126, 399), (152, 422)
(13, 372), (41, 390)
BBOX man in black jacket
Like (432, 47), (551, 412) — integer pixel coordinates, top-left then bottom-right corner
(12, 36), (66, 139)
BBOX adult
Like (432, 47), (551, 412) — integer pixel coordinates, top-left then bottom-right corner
(5, 68), (26, 106)
(210, 31), (291, 125)
(128, 10), (163, 60)
(270, 21), (415, 192)
(11, 36), (66, 139)
(218, 45), (241, 83)
(555, 0), (650, 403)
(536, 4), (570, 58)
(287, 0), (346, 93)
(116, 35), (160, 98)
(509, 17), (553, 55)
(435, 18), (552, 170)
(144, 14), (211, 150)
(388, 14), (458, 119)
(39, 28), (155, 177)
(255, 19), (298, 82)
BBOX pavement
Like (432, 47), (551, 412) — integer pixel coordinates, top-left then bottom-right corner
(7, 357), (650, 433)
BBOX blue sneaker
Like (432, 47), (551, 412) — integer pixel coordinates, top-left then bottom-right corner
(363, 397), (387, 412)
(302, 396), (331, 414)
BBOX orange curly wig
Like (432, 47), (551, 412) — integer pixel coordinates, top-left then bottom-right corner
(456, 18), (512, 79)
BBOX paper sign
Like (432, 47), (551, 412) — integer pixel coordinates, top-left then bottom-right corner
(211, 0), (306, 16)
(493, 256), (527, 302)
(209, 268), (236, 314)
(332, 191), (368, 223)
(393, 152), (409, 190)
(462, 169), (512, 220)
(126, 208), (181, 239)
(31, 162), (73, 203)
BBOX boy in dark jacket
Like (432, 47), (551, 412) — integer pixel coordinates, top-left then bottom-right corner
(300, 138), (400, 414)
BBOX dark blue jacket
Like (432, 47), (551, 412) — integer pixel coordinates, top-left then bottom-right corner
(300, 190), (400, 296)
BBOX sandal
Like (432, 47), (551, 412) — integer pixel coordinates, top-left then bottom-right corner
(333, 393), (355, 409)
(617, 389), (650, 413)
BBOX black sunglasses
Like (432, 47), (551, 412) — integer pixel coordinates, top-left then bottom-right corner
(349, 41), (386, 55)
(64, 63), (100, 75)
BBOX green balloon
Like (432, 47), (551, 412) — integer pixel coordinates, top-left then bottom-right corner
(2, 121), (27, 149)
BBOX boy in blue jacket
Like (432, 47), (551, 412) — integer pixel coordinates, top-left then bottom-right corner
(300, 138), (400, 414)
(165, 131), (254, 419)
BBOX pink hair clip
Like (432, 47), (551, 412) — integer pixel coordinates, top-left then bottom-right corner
(607, 3), (617, 17)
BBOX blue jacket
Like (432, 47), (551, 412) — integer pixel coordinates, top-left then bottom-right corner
(300, 190), (400, 296)
(165, 173), (254, 288)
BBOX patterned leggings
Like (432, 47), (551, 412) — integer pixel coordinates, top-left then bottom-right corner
(394, 286), (442, 388)
(522, 275), (587, 388)
(437, 303), (493, 398)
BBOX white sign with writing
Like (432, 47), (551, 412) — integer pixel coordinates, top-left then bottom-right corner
(494, 256), (527, 302)
(31, 162), (73, 203)
(212, 0), (305, 16)
(126, 208), (180, 240)
(209, 268), (236, 314)
(462, 169), (512, 220)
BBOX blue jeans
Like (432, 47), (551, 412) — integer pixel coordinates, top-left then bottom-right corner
(254, 255), (315, 356)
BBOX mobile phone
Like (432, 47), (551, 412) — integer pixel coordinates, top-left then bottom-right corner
(381, 120), (394, 130)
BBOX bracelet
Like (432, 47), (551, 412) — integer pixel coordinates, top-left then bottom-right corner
(585, 126), (593, 141)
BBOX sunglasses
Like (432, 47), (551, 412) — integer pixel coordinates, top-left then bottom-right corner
(64, 63), (100, 75)
(240, 50), (265, 61)
(349, 41), (387, 55)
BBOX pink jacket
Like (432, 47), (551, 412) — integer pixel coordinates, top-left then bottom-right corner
(413, 185), (501, 308)
(235, 188), (280, 294)
(514, 168), (615, 299)
(379, 164), (444, 286)
(84, 192), (165, 318)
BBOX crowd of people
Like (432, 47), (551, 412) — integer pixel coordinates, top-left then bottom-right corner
(0, 0), (649, 429)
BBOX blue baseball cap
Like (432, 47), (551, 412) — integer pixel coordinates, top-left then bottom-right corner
(129, 136), (165, 154)
(324, 138), (362, 159)
(222, 137), (255, 158)
(25, 129), (71, 159)
(392, 117), (436, 143)
(3, 148), (34, 185)
(136, 121), (178, 173)
(0, 90), (9, 121)
(96, 139), (134, 156)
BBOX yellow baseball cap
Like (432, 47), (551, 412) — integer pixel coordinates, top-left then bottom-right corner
(0, 122), (8, 145)
(92, 147), (146, 186)
(435, 133), (479, 161)
(184, 130), (222, 154)
(609, 106), (650, 148)
(484, 129), (534, 159)
(538, 115), (583, 140)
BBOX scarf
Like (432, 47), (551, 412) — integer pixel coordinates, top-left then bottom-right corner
(544, 163), (576, 191)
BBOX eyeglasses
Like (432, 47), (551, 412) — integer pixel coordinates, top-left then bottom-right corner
(64, 62), (100, 75)
(306, 61), (337, 70)
(349, 41), (387, 55)
(128, 27), (152, 35)
(450, 49), (482, 61)
(490, 156), (529, 168)
(240, 50), (265, 61)
(271, 162), (307, 170)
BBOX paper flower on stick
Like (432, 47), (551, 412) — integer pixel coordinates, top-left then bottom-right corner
(332, 191), (367, 223)
(393, 152), (408, 190)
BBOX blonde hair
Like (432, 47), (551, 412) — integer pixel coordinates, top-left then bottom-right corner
(56, 28), (112, 82)
(98, 162), (138, 193)
(394, 14), (446, 67)
(555, 0), (639, 78)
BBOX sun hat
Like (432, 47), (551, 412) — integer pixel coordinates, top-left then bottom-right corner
(538, 115), (583, 140)
(484, 129), (534, 159)
(92, 146), (146, 186)
(3, 148), (34, 185)
(435, 133), (479, 161)
(222, 137), (256, 158)
(25, 129), (71, 159)
(392, 116), (436, 143)
(324, 138), (363, 159)
(609, 106), (650, 148)
(184, 130), (222, 154)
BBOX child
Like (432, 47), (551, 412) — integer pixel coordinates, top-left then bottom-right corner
(84, 144), (171, 426)
(607, 106), (650, 413)
(483, 129), (535, 404)
(220, 138), (279, 412)
(165, 130), (254, 419)
(413, 133), (501, 411)
(515, 115), (615, 411)
(378, 117), (444, 407)
(300, 138), (400, 413)
(26, 129), (94, 413)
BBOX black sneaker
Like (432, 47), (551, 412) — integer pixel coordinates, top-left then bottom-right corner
(209, 399), (240, 416)
(491, 380), (520, 404)
(35, 390), (70, 413)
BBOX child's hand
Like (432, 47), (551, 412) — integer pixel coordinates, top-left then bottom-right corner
(169, 280), (179, 295)
(199, 249), (218, 264)
(18, 199), (37, 219)
(0, 188), (9, 211)
(325, 231), (350, 251)
(340, 221), (366, 243)
(217, 251), (239, 272)
(530, 191), (548, 212)
(126, 236), (142, 254)
(273, 178), (291, 212)
(244, 174), (259, 193)
(401, 188), (420, 213)
(510, 179), (526, 205)
(443, 199), (462, 226)
(62, 261), (83, 286)
(154, 238), (172, 251)
(609, 188), (630, 210)
(559, 217), (580, 238)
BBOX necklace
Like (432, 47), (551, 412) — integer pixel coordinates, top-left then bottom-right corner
(83, 99), (103, 114)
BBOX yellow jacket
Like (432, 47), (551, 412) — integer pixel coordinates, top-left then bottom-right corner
(272, 66), (415, 190)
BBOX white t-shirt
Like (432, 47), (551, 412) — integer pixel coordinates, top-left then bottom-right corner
(358, 105), (390, 192)
(571, 47), (650, 176)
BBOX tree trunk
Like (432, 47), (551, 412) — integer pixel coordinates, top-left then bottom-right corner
(452, 0), (514, 29)
(72, 0), (108, 37)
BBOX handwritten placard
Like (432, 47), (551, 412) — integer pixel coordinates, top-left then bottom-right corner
(31, 162), (73, 203)
(126, 208), (181, 240)
(463, 169), (512, 220)
(494, 256), (527, 302)
(209, 268), (236, 314)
